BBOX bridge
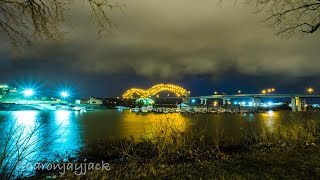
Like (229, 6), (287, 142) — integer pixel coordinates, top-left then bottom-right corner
(185, 94), (320, 112)
(121, 84), (320, 112)
(122, 84), (190, 99)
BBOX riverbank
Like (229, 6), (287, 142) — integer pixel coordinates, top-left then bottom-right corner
(0, 103), (39, 111)
(58, 146), (320, 179)
(29, 115), (320, 179)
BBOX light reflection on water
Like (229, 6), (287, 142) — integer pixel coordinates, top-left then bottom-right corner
(0, 109), (309, 176)
(119, 113), (190, 139)
(260, 110), (280, 133)
(0, 110), (293, 149)
(0, 111), (82, 160)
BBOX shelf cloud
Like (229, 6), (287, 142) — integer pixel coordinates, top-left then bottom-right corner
(3, 0), (320, 79)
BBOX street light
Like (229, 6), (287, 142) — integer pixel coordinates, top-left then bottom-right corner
(237, 90), (241, 94)
(262, 88), (275, 95)
(307, 88), (314, 94)
(267, 89), (271, 93)
(23, 89), (34, 104)
(60, 91), (69, 98)
(23, 89), (34, 97)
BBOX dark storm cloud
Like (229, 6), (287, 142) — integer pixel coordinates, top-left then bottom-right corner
(4, 0), (320, 79)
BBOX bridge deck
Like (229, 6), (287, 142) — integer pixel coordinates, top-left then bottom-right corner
(194, 94), (320, 99)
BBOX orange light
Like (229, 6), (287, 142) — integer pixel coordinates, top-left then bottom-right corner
(307, 88), (314, 94)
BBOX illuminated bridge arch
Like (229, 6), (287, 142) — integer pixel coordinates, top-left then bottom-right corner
(122, 88), (147, 99)
(122, 84), (190, 99)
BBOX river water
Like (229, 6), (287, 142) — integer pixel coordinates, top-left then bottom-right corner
(0, 109), (314, 177)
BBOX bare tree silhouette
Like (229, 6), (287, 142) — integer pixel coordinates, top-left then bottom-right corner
(0, 112), (64, 179)
(220, 0), (320, 36)
(0, 0), (122, 47)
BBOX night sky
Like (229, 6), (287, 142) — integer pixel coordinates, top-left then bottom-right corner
(0, 0), (319, 98)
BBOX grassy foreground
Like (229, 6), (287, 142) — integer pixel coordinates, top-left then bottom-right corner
(35, 115), (320, 179)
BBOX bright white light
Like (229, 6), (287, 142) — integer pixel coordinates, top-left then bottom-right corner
(191, 99), (196, 103)
(268, 102), (273, 106)
(60, 91), (69, 98)
(268, 110), (274, 116)
(23, 89), (34, 97)
(248, 102), (253, 106)
(241, 101), (246, 106)
(234, 101), (238, 105)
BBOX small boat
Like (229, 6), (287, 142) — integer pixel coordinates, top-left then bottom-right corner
(115, 106), (130, 110)
(85, 107), (94, 111)
(156, 108), (163, 113)
(130, 107), (140, 113)
(141, 106), (148, 113)
(72, 106), (82, 111)
(146, 106), (154, 112)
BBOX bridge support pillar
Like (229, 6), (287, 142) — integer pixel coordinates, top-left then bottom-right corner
(296, 97), (302, 112)
(291, 97), (297, 112)
(291, 97), (306, 112)
(252, 98), (261, 107)
(182, 98), (190, 104)
(301, 98), (307, 111)
(222, 98), (231, 106)
(200, 98), (207, 105)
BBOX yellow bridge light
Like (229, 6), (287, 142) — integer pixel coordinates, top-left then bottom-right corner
(122, 84), (189, 99)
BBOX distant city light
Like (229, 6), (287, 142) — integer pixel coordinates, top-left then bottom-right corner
(267, 102), (273, 106)
(214, 91), (218, 95)
(234, 101), (238, 105)
(191, 99), (196, 103)
(237, 90), (241, 94)
(0, 84), (8, 88)
(241, 101), (246, 106)
(23, 89), (34, 97)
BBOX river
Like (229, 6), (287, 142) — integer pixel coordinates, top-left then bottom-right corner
(0, 109), (312, 177)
